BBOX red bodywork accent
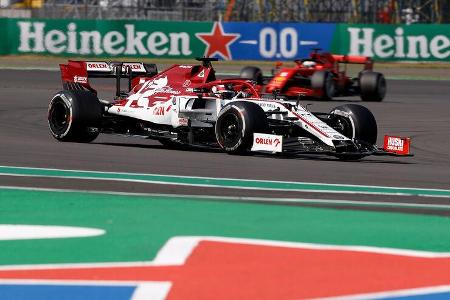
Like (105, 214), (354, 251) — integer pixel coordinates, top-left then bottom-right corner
(265, 51), (374, 98)
(59, 60), (263, 109)
(127, 64), (216, 106)
(196, 79), (261, 98)
(60, 61), (94, 93)
(124, 65), (260, 107)
(383, 135), (411, 155)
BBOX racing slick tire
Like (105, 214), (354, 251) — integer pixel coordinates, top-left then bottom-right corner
(215, 101), (269, 154)
(240, 66), (264, 85)
(311, 71), (335, 100)
(48, 90), (102, 143)
(360, 71), (386, 102)
(329, 104), (378, 145)
(329, 104), (377, 160)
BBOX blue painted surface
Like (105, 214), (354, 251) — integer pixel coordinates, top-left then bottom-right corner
(0, 284), (136, 300)
(222, 22), (336, 60)
(0, 284), (448, 299)
(380, 291), (450, 299)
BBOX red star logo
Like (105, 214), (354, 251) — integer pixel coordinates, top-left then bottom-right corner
(196, 22), (240, 60)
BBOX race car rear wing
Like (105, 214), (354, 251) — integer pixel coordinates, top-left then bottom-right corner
(331, 55), (373, 70)
(60, 60), (158, 96)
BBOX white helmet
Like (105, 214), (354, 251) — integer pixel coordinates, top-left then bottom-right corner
(302, 61), (316, 68)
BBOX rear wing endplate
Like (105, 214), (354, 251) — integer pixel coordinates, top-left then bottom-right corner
(60, 60), (158, 94)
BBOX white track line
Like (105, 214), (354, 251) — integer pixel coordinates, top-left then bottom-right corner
(1, 185), (449, 210)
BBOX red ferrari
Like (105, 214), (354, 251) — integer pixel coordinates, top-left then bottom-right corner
(240, 49), (386, 102)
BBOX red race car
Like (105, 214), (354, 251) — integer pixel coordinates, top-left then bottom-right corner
(240, 49), (386, 102)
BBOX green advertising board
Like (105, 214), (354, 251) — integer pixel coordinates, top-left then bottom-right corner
(332, 24), (450, 61)
(0, 18), (210, 58)
(0, 18), (449, 61)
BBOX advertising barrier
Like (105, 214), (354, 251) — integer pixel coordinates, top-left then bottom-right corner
(3, 19), (209, 58)
(222, 22), (336, 60)
(0, 18), (448, 61)
(331, 24), (450, 61)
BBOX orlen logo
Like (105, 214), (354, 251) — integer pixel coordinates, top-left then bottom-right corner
(128, 64), (142, 69)
(122, 63), (145, 72)
(256, 137), (281, 147)
(386, 137), (404, 151)
(252, 133), (282, 152)
(88, 63), (108, 69)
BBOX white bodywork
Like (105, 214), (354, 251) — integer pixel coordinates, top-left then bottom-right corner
(106, 75), (349, 148)
(108, 95), (349, 148)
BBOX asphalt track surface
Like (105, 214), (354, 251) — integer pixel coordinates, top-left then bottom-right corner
(0, 70), (449, 215)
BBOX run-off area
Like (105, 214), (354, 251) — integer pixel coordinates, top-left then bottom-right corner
(0, 188), (449, 299)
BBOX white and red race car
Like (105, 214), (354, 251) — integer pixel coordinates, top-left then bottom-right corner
(48, 58), (411, 160)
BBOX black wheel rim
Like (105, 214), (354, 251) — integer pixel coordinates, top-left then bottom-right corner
(219, 113), (242, 147)
(49, 99), (70, 134)
(333, 115), (353, 138)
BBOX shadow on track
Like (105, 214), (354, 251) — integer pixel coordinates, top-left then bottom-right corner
(95, 142), (414, 164)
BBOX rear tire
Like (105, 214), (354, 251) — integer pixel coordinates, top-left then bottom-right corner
(360, 71), (386, 102)
(215, 101), (268, 154)
(48, 90), (102, 142)
(311, 71), (335, 100)
(240, 66), (264, 85)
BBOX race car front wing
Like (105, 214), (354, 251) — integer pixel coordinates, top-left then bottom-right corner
(251, 133), (413, 158)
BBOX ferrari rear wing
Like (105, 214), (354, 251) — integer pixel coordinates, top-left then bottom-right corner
(331, 55), (373, 70)
(60, 60), (158, 95)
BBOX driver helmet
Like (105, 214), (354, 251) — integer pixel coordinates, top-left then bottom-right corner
(302, 61), (317, 68)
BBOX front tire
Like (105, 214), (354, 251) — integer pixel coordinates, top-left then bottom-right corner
(311, 71), (335, 100)
(215, 101), (268, 154)
(329, 104), (377, 145)
(48, 90), (102, 142)
(329, 104), (378, 160)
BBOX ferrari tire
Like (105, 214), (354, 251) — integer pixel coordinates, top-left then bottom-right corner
(360, 71), (386, 102)
(240, 66), (264, 85)
(329, 104), (377, 145)
(311, 70), (335, 100)
(48, 90), (102, 143)
(215, 101), (268, 154)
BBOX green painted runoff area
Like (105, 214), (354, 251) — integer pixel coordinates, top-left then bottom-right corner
(0, 188), (449, 266)
(1, 166), (450, 198)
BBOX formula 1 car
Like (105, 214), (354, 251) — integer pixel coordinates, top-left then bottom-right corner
(48, 58), (410, 160)
(240, 49), (386, 101)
